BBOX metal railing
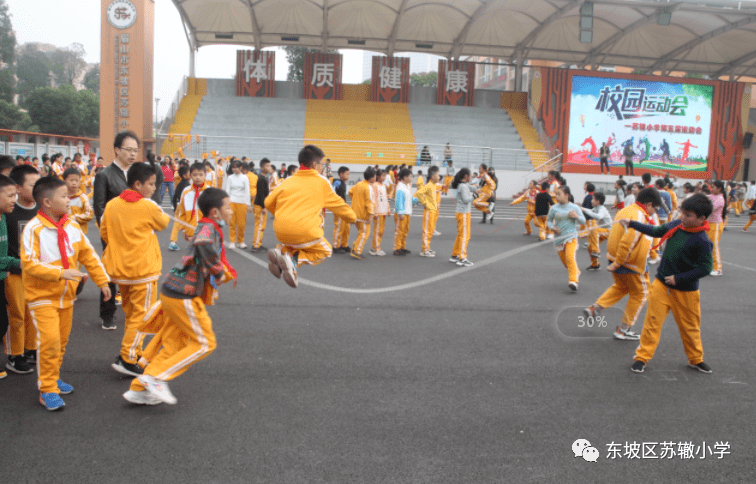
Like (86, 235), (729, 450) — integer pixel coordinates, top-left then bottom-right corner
(157, 76), (188, 153)
(155, 134), (549, 172)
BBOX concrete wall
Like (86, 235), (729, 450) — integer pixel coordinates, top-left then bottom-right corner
(474, 90), (505, 109)
(205, 79), (235, 97)
(275, 81), (304, 99)
(408, 86), (436, 105)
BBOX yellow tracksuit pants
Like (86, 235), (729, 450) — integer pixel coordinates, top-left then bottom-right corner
(705, 222), (723, 272)
(352, 221), (371, 255)
(556, 239), (580, 284)
(579, 220), (594, 239)
(422, 209), (438, 253)
(333, 214), (351, 248)
(169, 207), (182, 243)
(442, 176), (452, 194)
(474, 193), (492, 213)
(394, 215), (410, 251)
(229, 202), (248, 244)
(29, 304), (74, 394)
(282, 237), (333, 267)
(634, 279), (704, 365)
(252, 205), (267, 249)
(372, 215), (386, 251)
(536, 215), (553, 240)
(588, 227), (610, 267)
(130, 296), (216, 391)
(595, 271), (650, 327)
(524, 211), (536, 235)
(452, 213), (471, 259)
(4, 274), (35, 355)
(744, 213), (756, 231)
(119, 281), (159, 365)
(137, 300), (168, 367)
(727, 201), (740, 216)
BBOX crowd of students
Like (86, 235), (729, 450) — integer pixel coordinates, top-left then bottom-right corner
(1, 131), (752, 410)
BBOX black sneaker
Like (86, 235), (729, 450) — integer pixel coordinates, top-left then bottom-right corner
(393, 250), (405, 256)
(333, 247), (345, 254)
(631, 360), (645, 373)
(112, 356), (144, 377)
(342, 246), (351, 253)
(6, 355), (34, 374)
(688, 362), (712, 374)
(23, 349), (37, 364)
(586, 264), (601, 271)
(101, 317), (117, 331)
(401, 249), (411, 254)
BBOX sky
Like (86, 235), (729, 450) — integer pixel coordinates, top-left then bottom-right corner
(7, 0), (364, 120)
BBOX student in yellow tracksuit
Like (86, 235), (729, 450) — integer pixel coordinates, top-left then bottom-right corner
(580, 192), (612, 270)
(251, 159), (273, 252)
(442, 161), (455, 195)
(173, 163), (210, 243)
(125, 188), (237, 405)
(370, 169), (390, 256)
(266, 145), (356, 288)
(473, 164), (496, 222)
(510, 180), (538, 235)
(414, 170), (425, 196)
(706, 182), (726, 276)
(101, 163), (170, 377)
(393, 168), (413, 255)
(548, 170), (561, 203)
(22, 177), (111, 411)
(547, 186), (586, 291)
(332, 167), (351, 253)
(349, 168), (376, 260)
(450, 168), (477, 266)
(416, 166), (441, 257)
(63, 168), (93, 236)
(223, 160), (253, 248)
(584, 188), (662, 340)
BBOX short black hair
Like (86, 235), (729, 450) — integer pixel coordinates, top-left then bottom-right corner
(593, 192), (606, 205)
(62, 168), (81, 180)
(50, 153), (61, 163)
(178, 165), (190, 178)
(33, 176), (66, 207)
(127, 162), (157, 187)
(299, 144), (325, 168)
(189, 162), (205, 174)
(586, 183), (595, 192)
(680, 193), (713, 219)
(197, 188), (228, 218)
(0, 174), (15, 190)
(480, 164), (488, 171)
(655, 179), (665, 189)
(541, 181), (549, 190)
(636, 187), (662, 208)
(364, 167), (376, 180)
(427, 166), (440, 181)
(338, 166), (349, 175)
(398, 168), (411, 180)
(641, 173), (651, 184)
(0, 155), (15, 173)
(557, 185), (571, 196)
(259, 157), (270, 168)
(287, 165), (298, 176)
(114, 130), (140, 149)
(10, 164), (40, 187)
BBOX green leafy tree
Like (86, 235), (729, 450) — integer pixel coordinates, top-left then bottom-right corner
(409, 72), (437, 87)
(0, 0), (16, 102)
(51, 43), (86, 86)
(83, 64), (99, 94)
(16, 45), (52, 104)
(25, 85), (79, 135)
(284, 46), (337, 81)
(0, 99), (26, 129)
(74, 88), (99, 136)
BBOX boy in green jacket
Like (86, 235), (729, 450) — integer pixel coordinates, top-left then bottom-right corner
(0, 175), (22, 379)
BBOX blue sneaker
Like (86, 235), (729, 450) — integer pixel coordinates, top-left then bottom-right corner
(168, 242), (180, 251)
(57, 379), (74, 394)
(39, 392), (65, 411)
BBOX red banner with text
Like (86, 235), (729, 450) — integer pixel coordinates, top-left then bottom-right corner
(235, 50), (275, 97)
(370, 57), (410, 103)
(437, 60), (475, 107)
(303, 52), (343, 100)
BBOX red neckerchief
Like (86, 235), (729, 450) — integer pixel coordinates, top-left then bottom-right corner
(119, 189), (143, 202)
(37, 211), (70, 269)
(299, 165), (311, 170)
(652, 221), (710, 250)
(189, 183), (204, 221)
(635, 202), (655, 224)
(540, 189), (549, 194)
(199, 217), (237, 285)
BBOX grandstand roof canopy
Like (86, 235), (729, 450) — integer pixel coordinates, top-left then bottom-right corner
(172, 0), (756, 79)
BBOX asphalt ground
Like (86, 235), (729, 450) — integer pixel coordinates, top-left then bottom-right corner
(1, 199), (754, 483)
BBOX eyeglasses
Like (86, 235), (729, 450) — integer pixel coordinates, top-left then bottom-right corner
(117, 147), (139, 154)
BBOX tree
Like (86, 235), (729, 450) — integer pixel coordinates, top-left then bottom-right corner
(51, 43), (87, 86)
(409, 72), (437, 87)
(284, 46), (337, 81)
(25, 85), (78, 135)
(0, 0), (16, 102)
(83, 64), (100, 94)
(16, 45), (52, 104)
(74, 88), (99, 136)
(0, 99), (26, 130)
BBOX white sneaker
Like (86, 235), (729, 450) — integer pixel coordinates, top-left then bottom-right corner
(419, 251), (435, 257)
(433, 230), (441, 236)
(547, 233), (555, 240)
(710, 270), (723, 276)
(123, 389), (163, 405)
(227, 242), (237, 249)
(568, 282), (578, 292)
(276, 250), (298, 288)
(456, 259), (473, 267)
(369, 249), (378, 256)
(238, 243), (248, 249)
(137, 374), (177, 405)
(449, 256), (460, 263)
(648, 257), (661, 265)
(376, 250), (386, 256)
